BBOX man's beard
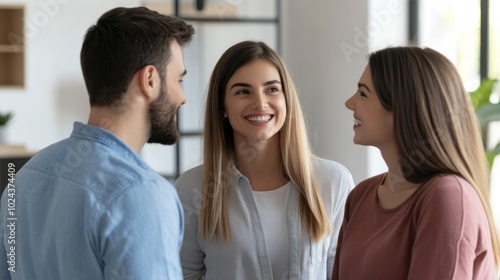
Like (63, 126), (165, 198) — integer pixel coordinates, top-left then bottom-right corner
(147, 82), (180, 145)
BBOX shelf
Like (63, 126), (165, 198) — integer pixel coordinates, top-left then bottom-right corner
(144, 1), (278, 23)
(180, 17), (278, 23)
(144, 1), (237, 18)
(0, 144), (35, 158)
(0, 5), (24, 88)
(0, 6), (23, 45)
(0, 52), (24, 87)
(0, 44), (23, 53)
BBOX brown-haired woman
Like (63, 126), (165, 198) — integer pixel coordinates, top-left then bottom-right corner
(333, 46), (499, 279)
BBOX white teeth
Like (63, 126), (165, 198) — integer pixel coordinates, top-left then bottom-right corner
(354, 118), (361, 125)
(247, 115), (272, 122)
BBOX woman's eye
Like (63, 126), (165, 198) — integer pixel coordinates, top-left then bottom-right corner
(267, 87), (280, 93)
(236, 90), (249, 95)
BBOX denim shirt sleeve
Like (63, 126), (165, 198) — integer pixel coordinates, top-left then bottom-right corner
(99, 180), (183, 280)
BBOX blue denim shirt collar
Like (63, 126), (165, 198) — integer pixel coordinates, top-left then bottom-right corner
(71, 121), (149, 170)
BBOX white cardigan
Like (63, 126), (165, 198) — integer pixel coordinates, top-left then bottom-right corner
(175, 158), (354, 280)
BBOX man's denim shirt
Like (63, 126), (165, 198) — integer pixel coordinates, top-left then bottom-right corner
(0, 122), (183, 280)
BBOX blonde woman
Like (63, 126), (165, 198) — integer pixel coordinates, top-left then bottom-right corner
(175, 41), (354, 280)
(333, 46), (500, 279)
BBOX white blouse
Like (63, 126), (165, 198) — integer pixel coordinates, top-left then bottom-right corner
(253, 183), (291, 280)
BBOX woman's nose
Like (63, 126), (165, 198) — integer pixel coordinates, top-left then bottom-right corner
(345, 94), (356, 111)
(252, 93), (268, 109)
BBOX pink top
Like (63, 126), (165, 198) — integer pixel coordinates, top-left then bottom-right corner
(332, 173), (496, 280)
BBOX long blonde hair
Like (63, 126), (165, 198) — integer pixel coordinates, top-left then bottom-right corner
(369, 46), (500, 267)
(201, 41), (331, 243)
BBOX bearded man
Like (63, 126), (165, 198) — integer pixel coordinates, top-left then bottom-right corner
(0, 7), (194, 280)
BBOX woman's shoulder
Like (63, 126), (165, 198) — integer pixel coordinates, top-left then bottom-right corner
(413, 174), (490, 237)
(312, 157), (352, 177)
(425, 173), (470, 187)
(175, 164), (203, 197)
(176, 164), (203, 181)
(312, 157), (355, 193)
(418, 174), (478, 203)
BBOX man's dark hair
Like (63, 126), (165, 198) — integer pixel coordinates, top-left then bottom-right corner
(80, 7), (194, 108)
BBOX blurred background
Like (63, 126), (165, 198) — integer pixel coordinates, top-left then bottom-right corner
(0, 0), (499, 222)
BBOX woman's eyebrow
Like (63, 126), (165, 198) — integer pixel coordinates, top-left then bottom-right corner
(229, 82), (252, 90)
(357, 82), (372, 93)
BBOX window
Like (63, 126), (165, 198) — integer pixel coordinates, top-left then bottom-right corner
(489, 0), (500, 77)
(419, 0), (481, 91)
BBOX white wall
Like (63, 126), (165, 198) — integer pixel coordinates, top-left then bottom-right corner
(282, 0), (368, 183)
(282, 0), (409, 184)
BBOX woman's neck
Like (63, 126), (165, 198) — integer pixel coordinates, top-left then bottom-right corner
(234, 137), (288, 191)
(383, 172), (420, 193)
(379, 144), (420, 193)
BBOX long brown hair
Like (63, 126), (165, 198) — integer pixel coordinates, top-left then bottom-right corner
(201, 41), (331, 242)
(369, 46), (500, 266)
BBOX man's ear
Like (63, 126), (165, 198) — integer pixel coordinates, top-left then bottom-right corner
(138, 65), (160, 100)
